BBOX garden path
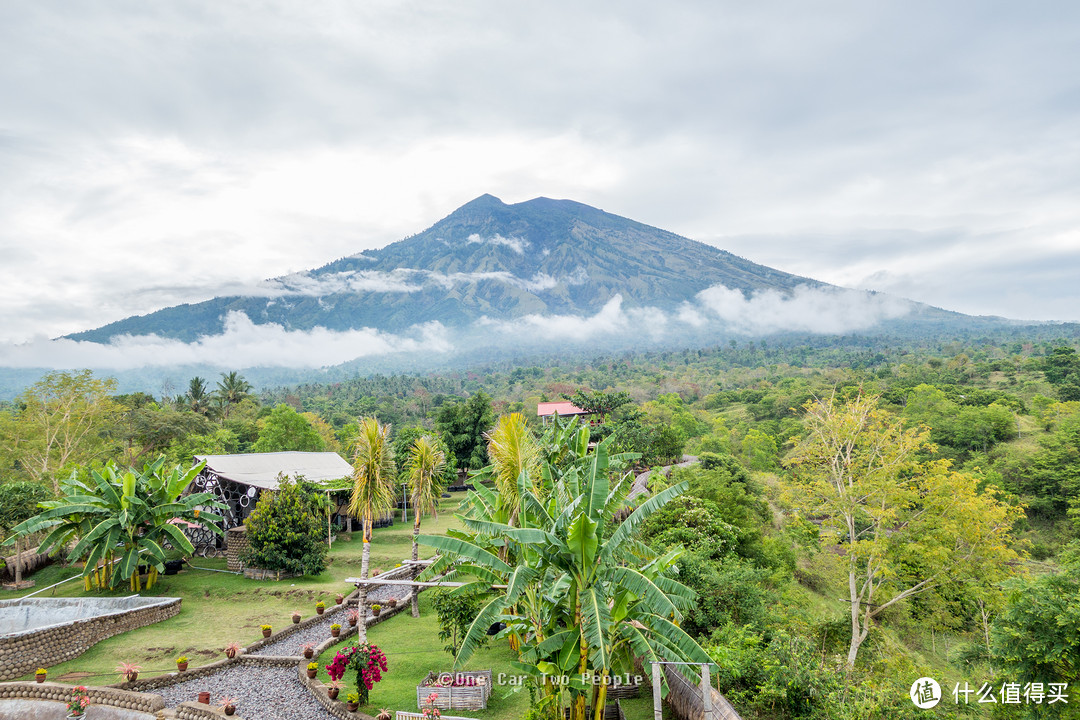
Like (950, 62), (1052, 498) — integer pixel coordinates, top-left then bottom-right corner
(155, 663), (333, 720)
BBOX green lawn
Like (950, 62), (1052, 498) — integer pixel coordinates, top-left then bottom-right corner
(316, 593), (658, 720)
(3, 495), (657, 718)
(315, 593), (532, 719)
(1, 499), (464, 684)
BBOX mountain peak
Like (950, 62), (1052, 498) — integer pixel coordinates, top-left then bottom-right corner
(70, 195), (827, 343)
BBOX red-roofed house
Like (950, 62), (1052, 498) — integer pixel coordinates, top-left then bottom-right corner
(536, 401), (593, 424)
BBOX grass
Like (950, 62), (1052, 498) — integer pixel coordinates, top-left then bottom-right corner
(315, 593), (657, 719)
(4, 493), (657, 718)
(314, 593), (533, 719)
(1, 498), (465, 684)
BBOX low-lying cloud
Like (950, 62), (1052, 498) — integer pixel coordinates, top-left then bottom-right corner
(466, 233), (529, 254)
(252, 267), (580, 297)
(0, 311), (452, 370)
(0, 283), (912, 372)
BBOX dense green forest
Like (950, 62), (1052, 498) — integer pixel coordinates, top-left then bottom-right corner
(3, 334), (1080, 718)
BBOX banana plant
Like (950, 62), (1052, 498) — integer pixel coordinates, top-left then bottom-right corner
(420, 428), (709, 720)
(5, 458), (225, 591)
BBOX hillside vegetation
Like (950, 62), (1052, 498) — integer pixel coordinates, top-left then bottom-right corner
(2, 335), (1080, 718)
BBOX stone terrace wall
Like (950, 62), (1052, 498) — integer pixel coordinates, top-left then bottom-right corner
(0, 680), (166, 714)
(0, 598), (181, 681)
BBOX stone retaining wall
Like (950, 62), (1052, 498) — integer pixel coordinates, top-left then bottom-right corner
(0, 598), (181, 681)
(241, 567), (300, 581)
(176, 701), (247, 720)
(0, 680), (166, 714)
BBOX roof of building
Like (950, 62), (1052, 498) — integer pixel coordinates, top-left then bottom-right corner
(536, 401), (590, 417)
(194, 451), (354, 490)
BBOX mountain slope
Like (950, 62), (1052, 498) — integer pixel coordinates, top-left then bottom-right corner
(71, 195), (827, 343)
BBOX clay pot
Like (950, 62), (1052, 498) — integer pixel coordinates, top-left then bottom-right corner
(225, 648), (237, 659)
(224, 705), (236, 717)
(304, 648), (314, 659)
(262, 628), (272, 638)
(335, 595), (344, 605)
(307, 668), (318, 679)
(331, 627), (341, 637)
(126, 671), (139, 683)
(198, 691), (211, 704)
(35, 673), (45, 683)
(316, 606), (325, 615)
(328, 688), (340, 700)
(177, 661), (188, 672)
(348, 617), (357, 627)
(292, 614), (301, 624)
(346, 701), (359, 712)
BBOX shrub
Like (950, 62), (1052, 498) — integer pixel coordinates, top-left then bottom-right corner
(240, 476), (328, 576)
(431, 589), (484, 657)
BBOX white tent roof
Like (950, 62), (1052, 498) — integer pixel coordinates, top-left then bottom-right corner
(195, 452), (354, 490)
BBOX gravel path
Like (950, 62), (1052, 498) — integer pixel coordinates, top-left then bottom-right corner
(252, 585), (409, 656)
(155, 664), (335, 720)
(251, 611), (350, 657)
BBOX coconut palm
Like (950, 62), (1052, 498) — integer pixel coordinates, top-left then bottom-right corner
(348, 417), (396, 641)
(215, 372), (252, 419)
(483, 413), (539, 527)
(420, 430), (709, 720)
(404, 434), (446, 618)
(186, 377), (211, 416)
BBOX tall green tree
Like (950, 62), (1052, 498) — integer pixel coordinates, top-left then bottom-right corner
(13, 370), (122, 493)
(348, 417), (396, 641)
(252, 404), (326, 453)
(434, 392), (495, 471)
(404, 435), (446, 618)
(992, 545), (1080, 709)
(785, 393), (1025, 668)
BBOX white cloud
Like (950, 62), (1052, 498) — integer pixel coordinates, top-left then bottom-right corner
(0, 311), (452, 370)
(692, 284), (914, 335)
(0, 282), (916, 373)
(233, 268), (583, 297)
(466, 233), (530, 254)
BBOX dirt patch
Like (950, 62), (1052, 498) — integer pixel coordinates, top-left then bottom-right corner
(55, 671), (93, 682)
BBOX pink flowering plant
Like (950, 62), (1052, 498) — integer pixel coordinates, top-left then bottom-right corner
(422, 691), (442, 719)
(326, 642), (387, 706)
(67, 685), (91, 717)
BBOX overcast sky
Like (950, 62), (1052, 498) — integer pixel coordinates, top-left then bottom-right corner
(2, 1), (1079, 349)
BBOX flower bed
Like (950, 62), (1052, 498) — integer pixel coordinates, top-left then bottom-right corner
(416, 670), (492, 711)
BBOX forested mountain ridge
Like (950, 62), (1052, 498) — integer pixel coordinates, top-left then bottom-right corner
(69, 194), (952, 344)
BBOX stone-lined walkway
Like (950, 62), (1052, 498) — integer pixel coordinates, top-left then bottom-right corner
(147, 579), (417, 719)
(155, 662), (332, 720)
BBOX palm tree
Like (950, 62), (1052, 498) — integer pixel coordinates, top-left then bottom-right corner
(405, 434), (446, 618)
(215, 372), (252, 419)
(187, 377), (211, 416)
(348, 417), (396, 641)
(483, 413), (539, 527)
